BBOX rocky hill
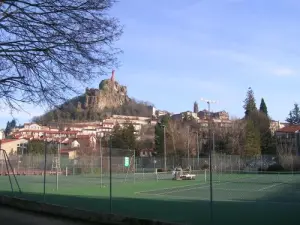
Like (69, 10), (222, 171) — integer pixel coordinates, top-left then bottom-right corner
(84, 70), (130, 110)
(32, 71), (153, 124)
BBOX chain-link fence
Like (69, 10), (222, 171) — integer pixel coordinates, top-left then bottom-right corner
(1, 149), (300, 225)
(2, 152), (299, 182)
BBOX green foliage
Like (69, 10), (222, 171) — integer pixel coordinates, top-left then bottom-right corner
(27, 141), (57, 155)
(136, 139), (153, 149)
(286, 103), (300, 125)
(243, 87), (257, 118)
(248, 110), (276, 155)
(111, 123), (136, 149)
(4, 119), (17, 136)
(259, 98), (268, 116)
(244, 120), (261, 156)
(122, 123), (136, 149)
(154, 115), (170, 154)
(260, 132), (277, 155)
(242, 89), (276, 155)
(32, 97), (152, 124)
(99, 79), (110, 90)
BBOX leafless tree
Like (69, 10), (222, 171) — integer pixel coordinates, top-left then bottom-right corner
(214, 118), (246, 155)
(166, 120), (198, 161)
(0, 0), (122, 110)
(276, 135), (295, 170)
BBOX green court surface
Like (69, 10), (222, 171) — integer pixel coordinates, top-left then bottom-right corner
(1, 171), (300, 225)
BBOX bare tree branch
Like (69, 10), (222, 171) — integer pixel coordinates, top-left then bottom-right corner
(0, 0), (122, 110)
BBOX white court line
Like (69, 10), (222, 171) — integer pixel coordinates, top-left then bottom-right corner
(257, 178), (294, 191)
(214, 188), (273, 192)
(258, 183), (283, 191)
(136, 175), (263, 196)
(134, 183), (204, 195)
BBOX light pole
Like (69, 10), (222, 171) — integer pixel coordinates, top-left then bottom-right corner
(99, 132), (104, 188)
(109, 134), (112, 213)
(161, 124), (167, 172)
(187, 126), (190, 168)
(43, 139), (47, 201)
(56, 133), (61, 191)
(200, 97), (217, 224)
(193, 131), (200, 167)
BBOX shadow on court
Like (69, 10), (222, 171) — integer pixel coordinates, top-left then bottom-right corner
(1, 182), (300, 225)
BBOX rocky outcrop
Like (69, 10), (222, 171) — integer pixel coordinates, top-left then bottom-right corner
(84, 71), (130, 110)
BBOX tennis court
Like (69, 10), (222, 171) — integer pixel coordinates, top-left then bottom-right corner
(1, 171), (300, 225)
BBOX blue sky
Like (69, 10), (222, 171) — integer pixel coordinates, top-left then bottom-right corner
(1, 0), (300, 128)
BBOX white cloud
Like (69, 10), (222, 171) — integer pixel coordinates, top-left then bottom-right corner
(208, 49), (256, 65)
(208, 49), (297, 77)
(271, 67), (296, 77)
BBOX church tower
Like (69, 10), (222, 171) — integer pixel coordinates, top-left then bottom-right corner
(193, 101), (199, 113)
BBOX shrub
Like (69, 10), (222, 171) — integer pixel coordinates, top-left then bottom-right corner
(201, 163), (209, 170)
(267, 164), (285, 172)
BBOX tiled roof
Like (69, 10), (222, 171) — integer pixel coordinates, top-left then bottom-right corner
(19, 130), (78, 134)
(277, 125), (300, 133)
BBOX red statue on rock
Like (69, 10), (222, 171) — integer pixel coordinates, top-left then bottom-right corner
(111, 70), (115, 82)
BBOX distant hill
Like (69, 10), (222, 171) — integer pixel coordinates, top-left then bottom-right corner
(32, 74), (154, 124)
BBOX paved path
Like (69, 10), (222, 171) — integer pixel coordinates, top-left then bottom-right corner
(0, 206), (95, 225)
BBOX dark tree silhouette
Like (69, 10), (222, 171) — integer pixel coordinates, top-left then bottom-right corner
(259, 98), (268, 116)
(243, 87), (257, 118)
(286, 103), (300, 125)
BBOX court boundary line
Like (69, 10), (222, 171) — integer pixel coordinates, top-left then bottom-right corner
(257, 178), (294, 191)
(135, 175), (261, 195)
(135, 192), (300, 206)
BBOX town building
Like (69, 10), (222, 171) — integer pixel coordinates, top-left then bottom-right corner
(0, 138), (28, 159)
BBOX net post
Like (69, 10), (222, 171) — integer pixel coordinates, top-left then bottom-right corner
(133, 150), (136, 184)
(155, 168), (158, 182)
(292, 155), (294, 176)
(43, 141), (47, 202)
(230, 155), (232, 174)
(220, 153), (223, 176)
(142, 168), (145, 180)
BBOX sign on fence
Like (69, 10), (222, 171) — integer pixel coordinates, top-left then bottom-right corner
(124, 157), (130, 167)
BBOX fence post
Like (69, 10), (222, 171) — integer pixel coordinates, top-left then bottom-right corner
(43, 142), (47, 202)
(230, 155), (232, 174)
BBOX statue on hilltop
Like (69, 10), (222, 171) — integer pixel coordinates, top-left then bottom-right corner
(84, 70), (129, 110)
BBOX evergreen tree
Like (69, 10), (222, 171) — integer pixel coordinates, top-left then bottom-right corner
(286, 103), (300, 125)
(259, 98), (268, 116)
(154, 115), (170, 154)
(260, 130), (276, 155)
(122, 123), (136, 149)
(27, 140), (57, 154)
(111, 123), (136, 149)
(243, 87), (257, 118)
(248, 111), (275, 155)
(193, 101), (199, 114)
(111, 124), (125, 148)
(244, 120), (261, 156)
(4, 121), (11, 137)
(4, 119), (17, 137)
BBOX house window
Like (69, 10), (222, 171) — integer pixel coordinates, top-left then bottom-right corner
(17, 143), (27, 155)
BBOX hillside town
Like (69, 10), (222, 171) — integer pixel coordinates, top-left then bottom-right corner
(0, 103), (290, 160)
